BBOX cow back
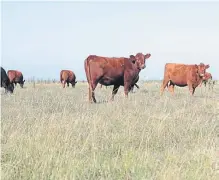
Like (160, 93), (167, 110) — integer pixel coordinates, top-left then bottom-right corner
(60, 70), (76, 82)
(7, 70), (23, 82)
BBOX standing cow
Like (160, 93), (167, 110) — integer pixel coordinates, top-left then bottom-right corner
(7, 70), (25, 88)
(84, 53), (151, 103)
(160, 63), (210, 95)
(1, 67), (14, 93)
(60, 70), (77, 88)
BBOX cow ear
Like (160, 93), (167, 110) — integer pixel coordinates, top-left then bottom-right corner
(194, 64), (199, 72)
(205, 64), (210, 69)
(145, 53), (151, 59)
(129, 55), (136, 63)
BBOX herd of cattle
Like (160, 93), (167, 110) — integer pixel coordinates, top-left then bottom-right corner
(1, 52), (216, 103)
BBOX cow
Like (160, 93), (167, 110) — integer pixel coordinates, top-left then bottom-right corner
(84, 53), (151, 103)
(7, 70), (25, 88)
(160, 63), (210, 95)
(60, 70), (77, 88)
(1, 67), (14, 93)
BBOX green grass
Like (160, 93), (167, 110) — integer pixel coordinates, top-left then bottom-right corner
(1, 81), (219, 180)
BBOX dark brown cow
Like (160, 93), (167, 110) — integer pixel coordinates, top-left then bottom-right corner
(1, 67), (14, 93)
(84, 53), (151, 103)
(160, 63), (210, 95)
(60, 70), (77, 88)
(7, 70), (25, 88)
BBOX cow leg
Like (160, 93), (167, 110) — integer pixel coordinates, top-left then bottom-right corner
(62, 80), (66, 88)
(130, 85), (134, 93)
(124, 82), (132, 98)
(160, 79), (169, 95)
(191, 87), (196, 95)
(67, 82), (69, 87)
(88, 82), (98, 103)
(14, 82), (17, 86)
(168, 82), (175, 95)
(111, 85), (120, 101)
(188, 83), (195, 95)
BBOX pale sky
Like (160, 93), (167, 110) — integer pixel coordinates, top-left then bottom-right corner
(1, 1), (219, 80)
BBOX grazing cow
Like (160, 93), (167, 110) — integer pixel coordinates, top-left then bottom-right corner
(1, 67), (14, 93)
(7, 70), (25, 88)
(60, 70), (77, 88)
(160, 63), (210, 95)
(84, 53), (151, 103)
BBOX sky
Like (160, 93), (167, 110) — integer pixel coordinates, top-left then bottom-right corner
(1, 1), (219, 80)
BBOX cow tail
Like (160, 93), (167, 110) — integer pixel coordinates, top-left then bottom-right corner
(85, 56), (92, 85)
(134, 83), (139, 89)
(60, 71), (62, 83)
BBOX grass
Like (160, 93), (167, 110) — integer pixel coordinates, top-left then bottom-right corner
(1, 81), (219, 180)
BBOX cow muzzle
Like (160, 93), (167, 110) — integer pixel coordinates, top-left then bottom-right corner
(141, 65), (146, 69)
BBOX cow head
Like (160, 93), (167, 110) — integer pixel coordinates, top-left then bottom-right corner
(20, 80), (25, 88)
(130, 53), (151, 70)
(197, 63), (210, 77)
(6, 82), (14, 94)
(203, 72), (212, 81)
(71, 81), (77, 88)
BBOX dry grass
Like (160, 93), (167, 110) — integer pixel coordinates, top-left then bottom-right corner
(1, 81), (219, 180)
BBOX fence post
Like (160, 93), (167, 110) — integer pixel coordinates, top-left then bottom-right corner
(33, 76), (35, 88)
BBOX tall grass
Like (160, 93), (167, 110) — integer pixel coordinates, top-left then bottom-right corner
(1, 82), (219, 180)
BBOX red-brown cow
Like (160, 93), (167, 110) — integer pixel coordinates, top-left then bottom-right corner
(7, 70), (25, 88)
(160, 63), (210, 95)
(84, 53), (151, 103)
(60, 70), (77, 88)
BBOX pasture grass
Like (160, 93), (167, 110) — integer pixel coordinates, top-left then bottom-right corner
(1, 81), (219, 180)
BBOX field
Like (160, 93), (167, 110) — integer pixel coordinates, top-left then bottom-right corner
(1, 81), (219, 180)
